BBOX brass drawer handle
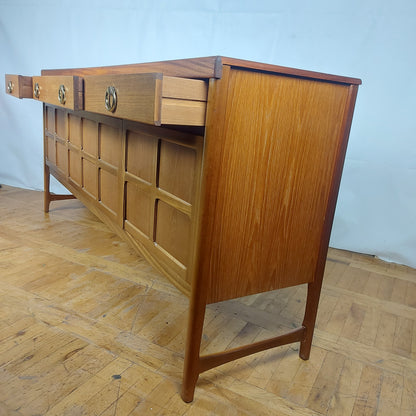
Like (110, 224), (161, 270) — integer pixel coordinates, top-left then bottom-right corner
(58, 84), (66, 104)
(7, 80), (14, 94)
(105, 86), (117, 112)
(34, 82), (40, 98)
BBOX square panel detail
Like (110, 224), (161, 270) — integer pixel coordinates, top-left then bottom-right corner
(125, 181), (153, 238)
(69, 150), (82, 186)
(68, 114), (82, 148)
(56, 109), (67, 138)
(100, 169), (118, 215)
(155, 200), (191, 267)
(47, 137), (56, 164)
(56, 142), (68, 175)
(100, 123), (121, 168)
(83, 119), (98, 157)
(46, 106), (55, 133)
(126, 130), (156, 183)
(82, 158), (98, 199)
(158, 140), (196, 203)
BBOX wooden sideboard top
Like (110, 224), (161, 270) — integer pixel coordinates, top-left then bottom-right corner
(40, 56), (362, 86)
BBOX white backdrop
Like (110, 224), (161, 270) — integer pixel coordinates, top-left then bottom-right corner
(1, 0), (415, 268)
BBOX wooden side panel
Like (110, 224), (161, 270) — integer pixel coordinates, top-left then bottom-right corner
(200, 69), (353, 303)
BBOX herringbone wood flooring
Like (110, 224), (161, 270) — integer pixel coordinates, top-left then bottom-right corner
(0, 185), (415, 415)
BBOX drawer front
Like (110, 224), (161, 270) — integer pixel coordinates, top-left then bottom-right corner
(84, 73), (207, 126)
(32, 75), (83, 111)
(5, 74), (32, 99)
(84, 73), (162, 125)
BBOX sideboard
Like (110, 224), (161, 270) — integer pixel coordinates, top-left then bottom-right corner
(5, 56), (361, 402)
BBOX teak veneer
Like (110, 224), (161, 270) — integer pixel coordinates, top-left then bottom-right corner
(5, 56), (361, 402)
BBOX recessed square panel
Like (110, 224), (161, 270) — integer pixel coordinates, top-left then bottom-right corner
(56, 109), (67, 138)
(47, 137), (56, 164)
(69, 150), (82, 186)
(46, 106), (55, 133)
(100, 123), (121, 167)
(69, 114), (82, 148)
(125, 181), (153, 238)
(83, 119), (98, 157)
(155, 200), (190, 266)
(100, 169), (118, 215)
(56, 142), (68, 174)
(126, 130), (156, 183)
(82, 158), (97, 199)
(158, 140), (196, 203)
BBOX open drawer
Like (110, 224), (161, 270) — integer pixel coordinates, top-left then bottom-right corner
(5, 74), (84, 110)
(5, 75), (33, 99)
(31, 75), (84, 111)
(83, 73), (208, 126)
(5, 73), (208, 126)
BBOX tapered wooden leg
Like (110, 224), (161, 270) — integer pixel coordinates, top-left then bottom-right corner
(44, 163), (51, 213)
(181, 285), (308, 402)
(181, 286), (207, 402)
(299, 279), (324, 360)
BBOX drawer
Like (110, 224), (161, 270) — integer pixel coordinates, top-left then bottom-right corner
(32, 75), (84, 111)
(84, 73), (208, 126)
(5, 74), (32, 99)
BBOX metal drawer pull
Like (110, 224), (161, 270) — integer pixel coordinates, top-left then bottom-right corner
(58, 84), (66, 104)
(105, 86), (117, 112)
(34, 82), (40, 98)
(7, 80), (14, 94)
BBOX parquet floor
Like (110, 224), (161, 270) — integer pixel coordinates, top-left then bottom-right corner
(0, 185), (415, 415)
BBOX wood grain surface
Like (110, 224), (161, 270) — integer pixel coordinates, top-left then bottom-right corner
(200, 68), (353, 303)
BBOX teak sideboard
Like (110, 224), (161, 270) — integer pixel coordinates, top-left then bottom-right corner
(5, 56), (361, 402)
